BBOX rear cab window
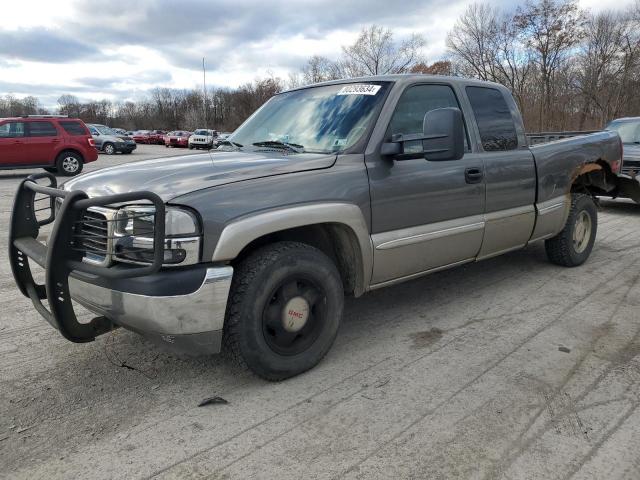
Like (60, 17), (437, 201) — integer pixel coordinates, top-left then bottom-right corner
(60, 121), (88, 136)
(387, 84), (469, 154)
(465, 86), (518, 151)
(0, 122), (25, 137)
(27, 121), (58, 137)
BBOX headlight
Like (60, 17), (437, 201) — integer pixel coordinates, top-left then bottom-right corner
(114, 205), (201, 266)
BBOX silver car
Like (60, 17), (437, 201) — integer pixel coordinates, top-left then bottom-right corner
(87, 124), (137, 155)
(188, 129), (217, 150)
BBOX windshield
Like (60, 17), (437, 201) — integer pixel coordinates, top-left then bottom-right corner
(606, 120), (640, 144)
(194, 129), (210, 135)
(94, 125), (116, 135)
(228, 82), (390, 154)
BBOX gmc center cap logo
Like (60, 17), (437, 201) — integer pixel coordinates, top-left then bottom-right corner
(282, 297), (310, 332)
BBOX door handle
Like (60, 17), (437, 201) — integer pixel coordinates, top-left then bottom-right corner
(465, 167), (484, 184)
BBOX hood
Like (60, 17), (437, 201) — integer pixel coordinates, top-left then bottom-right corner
(63, 150), (337, 201)
(623, 143), (640, 161)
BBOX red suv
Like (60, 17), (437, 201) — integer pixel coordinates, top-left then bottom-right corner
(0, 116), (98, 176)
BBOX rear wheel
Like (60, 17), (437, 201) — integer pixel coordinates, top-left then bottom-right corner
(55, 152), (83, 176)
(545, 193), (597, 267)
(223, 241), (344, 380)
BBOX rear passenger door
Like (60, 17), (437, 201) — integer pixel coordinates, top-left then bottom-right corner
(464, 86), (536, 259)
(0, 121), (26, 165)
(24, 121), (61, 165)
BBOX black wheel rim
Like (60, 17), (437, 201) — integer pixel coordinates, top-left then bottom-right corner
(261, 276), (326, 356)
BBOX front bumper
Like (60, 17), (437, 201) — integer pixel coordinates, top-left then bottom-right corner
(69, 266), (232, 354)
(116, 142), (137, 152)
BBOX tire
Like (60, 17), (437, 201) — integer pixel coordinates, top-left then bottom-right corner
(55, 151), (83, 176)
(223, 241), (344, 380)
(103, 143), (116, 155)
(545, 193), (597, 267)
(188, 145), (194, 150)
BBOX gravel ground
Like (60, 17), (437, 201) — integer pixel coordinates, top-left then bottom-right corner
(1, 146), (640, 479)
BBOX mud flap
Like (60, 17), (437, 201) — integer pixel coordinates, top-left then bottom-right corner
(616, 176), (640, 203)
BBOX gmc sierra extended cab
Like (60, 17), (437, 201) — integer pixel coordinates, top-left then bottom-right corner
(9, 75), (637, 380)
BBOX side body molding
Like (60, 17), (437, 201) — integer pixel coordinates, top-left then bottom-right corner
(211, 203), (373, 296)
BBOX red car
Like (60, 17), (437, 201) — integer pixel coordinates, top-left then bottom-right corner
(0, 116), (98, 176)
(148, 130), (166, 144)
(164, 131), (192, 148)
(132, 130), (152, 144)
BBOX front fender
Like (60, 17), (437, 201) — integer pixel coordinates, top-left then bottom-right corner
(211, 202), (373, 295)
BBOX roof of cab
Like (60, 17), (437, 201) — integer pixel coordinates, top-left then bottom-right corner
(282, 74), (507, 94)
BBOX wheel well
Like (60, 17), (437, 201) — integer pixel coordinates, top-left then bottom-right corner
(56, 149), (84, 162)
(231, 223), (364, 296)
(571, 160), (617, 196)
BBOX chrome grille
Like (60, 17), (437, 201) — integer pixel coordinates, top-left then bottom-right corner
(73, 207), (117, 266)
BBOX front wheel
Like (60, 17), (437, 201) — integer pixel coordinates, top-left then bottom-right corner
(55, 152), (84, 176)
(545, 193), (597, 267)
(103, 142), (116, 155)
(223, 241), (344, 380)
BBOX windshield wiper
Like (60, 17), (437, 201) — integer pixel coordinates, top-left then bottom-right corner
(218, 140), (243, 150)
(252, 140), (304, 153)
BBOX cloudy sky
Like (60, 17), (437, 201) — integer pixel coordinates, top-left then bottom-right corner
(0, 0), (635, 108)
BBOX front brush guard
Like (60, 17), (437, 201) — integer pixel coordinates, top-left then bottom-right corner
(9, 172), (166, 343)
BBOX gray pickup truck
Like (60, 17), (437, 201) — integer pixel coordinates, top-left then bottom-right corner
(9, 75), (635, 380)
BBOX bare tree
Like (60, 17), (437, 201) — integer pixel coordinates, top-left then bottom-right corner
(446, 4), (502, 81)
(341, 25), (425, 76)
(409, 60), (454, 75)
(302, 55), (343, 84)
(515, 0), (587, 129)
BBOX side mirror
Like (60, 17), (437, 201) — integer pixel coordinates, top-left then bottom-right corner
(422, 107), (465, 161)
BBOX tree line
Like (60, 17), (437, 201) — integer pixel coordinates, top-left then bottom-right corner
(1, 0), (639, 133)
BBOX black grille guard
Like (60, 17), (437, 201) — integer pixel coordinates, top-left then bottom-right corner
(8, 172), (166, 343)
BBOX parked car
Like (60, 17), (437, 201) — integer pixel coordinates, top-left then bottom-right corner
(212, 132), (232, 148)
(188, 129), (217, 149)
(87, 124), (136, 155)
(164, 130), (191, 147)
(148, 130), (166, 145)
(0, 115), (97, 175)
(10, 75), (638, 382)
(132, 130), (152, 144)
(606, 117), (640, 176)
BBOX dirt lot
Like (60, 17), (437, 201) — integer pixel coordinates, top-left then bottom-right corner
(1, 146), (640, 479)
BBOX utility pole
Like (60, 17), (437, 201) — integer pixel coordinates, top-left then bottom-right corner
(202, 57), (207, 128)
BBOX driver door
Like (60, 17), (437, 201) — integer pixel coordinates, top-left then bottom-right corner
(365, 83), (486, 286)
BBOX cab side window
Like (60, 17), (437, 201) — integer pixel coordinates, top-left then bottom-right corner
(0, 122), (25, 138)
(28, 121), (58, 137)
(466, 86), (518, 151)
(388, 84), (468, 154)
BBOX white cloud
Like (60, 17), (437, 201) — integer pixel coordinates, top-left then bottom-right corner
(0, 0), (637, 109)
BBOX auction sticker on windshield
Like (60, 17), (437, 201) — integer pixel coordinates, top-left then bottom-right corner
(337, 84), (381, 95)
